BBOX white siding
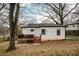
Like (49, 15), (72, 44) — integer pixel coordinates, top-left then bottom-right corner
(40, 27), (65, 41)
(22, 27), (65, 41)
(22, 28), (40, 36)
(22, 28), (36, 35)
(77, 24), (79, 30)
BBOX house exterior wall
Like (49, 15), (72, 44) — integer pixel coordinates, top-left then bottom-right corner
(40, 27), (65, 41)
(77, 24), (79, 30)
(22, 28), (36, 35)
(22, 27), (65, 41)
(66, 24), (79, 36)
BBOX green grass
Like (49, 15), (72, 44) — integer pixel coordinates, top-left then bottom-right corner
(66, 36), (79, 40)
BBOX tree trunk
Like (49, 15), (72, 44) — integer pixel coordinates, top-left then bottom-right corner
(60, 17), (63, 25)
(6, 3), (16, 51)
(6, 3), (19, 51)
(8, 25), (16, 50)
(61, 19), (63, 25)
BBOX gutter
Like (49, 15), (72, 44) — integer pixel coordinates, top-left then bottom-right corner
(65, 26), (66, 40)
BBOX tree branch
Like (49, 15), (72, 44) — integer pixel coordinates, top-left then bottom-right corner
(45, 3), (59, 15)
(0, 3), (6, 11)
(63, 3), (78, 19)
(43, 9), (59, 24)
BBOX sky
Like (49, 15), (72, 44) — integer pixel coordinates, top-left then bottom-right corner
(19, 3), (54, 24)
(19, 3), (44, 23)
(0, 3), (77, 28)
(19, 3), (78, 25)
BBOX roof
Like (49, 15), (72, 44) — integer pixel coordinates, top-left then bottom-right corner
(21, 23), (66, 28)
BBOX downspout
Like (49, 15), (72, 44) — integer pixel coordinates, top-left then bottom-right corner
(77, 24), (78, 40)
(65, 25), (67, 40)
(65, 26), (66, 40)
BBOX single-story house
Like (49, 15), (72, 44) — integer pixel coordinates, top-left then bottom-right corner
(19, 23), (66, 43)
(66, 20), (79, 36)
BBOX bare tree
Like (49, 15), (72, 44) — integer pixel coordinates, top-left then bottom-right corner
(6, 3), (20, 51)
(30, 3), (78, 25)
(43, 3), (78, 25)
(0, 3), (8, 26)
(0, 3), (10, 41)
(72, 4), (79, 21)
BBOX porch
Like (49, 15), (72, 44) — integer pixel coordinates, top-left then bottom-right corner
(18, 34), (41, 44)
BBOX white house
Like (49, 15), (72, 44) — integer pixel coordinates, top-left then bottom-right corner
(66, 20), (79, 36)
(20, 23), (66, 43)
(66, 21), (79, 30)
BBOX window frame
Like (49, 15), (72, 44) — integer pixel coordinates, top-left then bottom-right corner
(41, 29), (46, 35)
(57, 29), (61, 36)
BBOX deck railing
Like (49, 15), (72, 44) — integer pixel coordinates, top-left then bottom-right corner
(18, 34), (34, 39)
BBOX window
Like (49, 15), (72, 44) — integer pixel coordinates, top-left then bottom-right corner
(41, 29), (45, 35)
(57, 29), (61, 36)
(30, 29), (34, 32)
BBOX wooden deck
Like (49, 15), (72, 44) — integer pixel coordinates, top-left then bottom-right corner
(18, 34), (41, 44)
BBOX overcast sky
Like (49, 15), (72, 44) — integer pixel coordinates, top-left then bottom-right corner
(19, 3), (77, 24)
(19, 3), (43, 23)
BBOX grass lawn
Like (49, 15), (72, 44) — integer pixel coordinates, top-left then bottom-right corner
(0, 40), (79, 56)
(66, 36), (79, 40)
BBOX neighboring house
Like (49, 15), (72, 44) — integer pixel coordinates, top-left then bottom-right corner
(20, 23), (66, 43)
(66, 20), (79, 36)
